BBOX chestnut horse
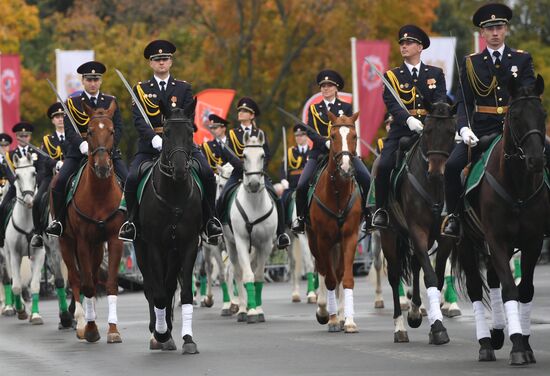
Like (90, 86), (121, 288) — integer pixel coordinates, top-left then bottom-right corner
(57, 101), (125, 343)
(307, 112), (362, 333)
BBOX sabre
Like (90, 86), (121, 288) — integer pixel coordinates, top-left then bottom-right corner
(364, 57), (409, 113)
(16, 138), (53, 160)
(46, 79), (82, 136)
(114, 69), (154, 130)
(359, 139), (380, 157)
(450, 32), (472, 130)
(282, 126), (288, 177)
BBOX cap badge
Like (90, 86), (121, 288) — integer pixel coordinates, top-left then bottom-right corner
(404, 33), (408, 37)
(159, 49), (163, 53)
(491, 14), (495, 19)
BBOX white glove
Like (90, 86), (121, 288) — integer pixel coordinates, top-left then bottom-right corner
(325, 140), (331, 150)
(406, 116), (424, 133)
(281, 179), (289, 190)
(55, 161), (63, 171)
(460, 127), (479, 147)
(151, 135), (163, 151)
(79, 141), (89, 155)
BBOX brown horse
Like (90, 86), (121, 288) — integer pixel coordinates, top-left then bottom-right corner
(57, 101), (125, 343)
(307, 112), (362, 333)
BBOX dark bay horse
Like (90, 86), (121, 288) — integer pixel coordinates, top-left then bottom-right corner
(307, 112), (362, 333)
(376, 102), (456, 344)
(133, 100), (202, 354)
(451, 75), (548, 365)
(57, 101), (125, 343)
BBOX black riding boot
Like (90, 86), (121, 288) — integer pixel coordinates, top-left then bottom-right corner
(45, 189), (66, 237)
(0, 206), (5, 248)
(30, 199), (43, 247)
(372, 185), (389, 228)
(291, 188), (307, 234)
(275, 198), (290, 249)
(118, 192), (137, 241)
(202, 178), (222, 244)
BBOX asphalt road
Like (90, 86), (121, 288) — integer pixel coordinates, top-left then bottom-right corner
(1, 264), (550, 376)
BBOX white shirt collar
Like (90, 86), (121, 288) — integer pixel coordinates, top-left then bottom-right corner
(56, 131), (65, 139)
(154, 75), (171, 87)
(323, 99), (336, 108)
(404, 61), (422, 75)
(298, 145), (307, 153)
(240, 123), (252, 131)
(18, 145), (28, 153)
(487, 45), (506, 62)
(84, 91), (99, 100)
(218, 136), (227, 144)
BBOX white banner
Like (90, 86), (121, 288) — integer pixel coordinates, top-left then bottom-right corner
(421, 37), (456, 94)
(55, 49), (94, 100)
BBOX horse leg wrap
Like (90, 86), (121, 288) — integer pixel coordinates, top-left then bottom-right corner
(489, 288), (506, 329)
(244, 282), (256, 309)
(56, 287), (68, 312)
(31, 293), (39, 314)
(344, 288), (354, 318)
(221, 282), (230, 303)
(254, 282), (263, 307)
(444, 276), (458, 303)
(513, 258), (522, 279)
(307, 272), (315, 293)
(398, 280), (405, 297)
(504, 300), (522, 336)
(233, 279), (239, 297)
(314, 273), (319, 290)
(154, 307), (168, 334)
(14, 294), (22, 311)
(84, 297), (96, 322)
(327, 289), (337, 315)
(107, 295), (118, 324)
(181, 304), (193, 338)
(473, 301), (490, 340)
(4, 284), (13, 306)
(191, 275), (196, 296)
(200, 275), (207, 297)
(427, 287), (443, 325)
(519, 302), (532, 336)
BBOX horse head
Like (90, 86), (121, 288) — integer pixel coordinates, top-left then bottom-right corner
(242, 130), (265, 193)
(216, 162), (234, 198)
(505, 74), (546, 172)
(12, 153), (36, 208)
(83, 100), (117, 179)
(421, 101), (457, 177)
(327, 111), (359, 179)
(159, 98), (196, 182)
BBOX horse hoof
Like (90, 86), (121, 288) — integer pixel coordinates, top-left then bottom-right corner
(307, 294), (317, 304)
(182, 335), (199, 354)
(374, 300), (384, 309)
(344, 324), (358, 333)
(230, 303), (240, 314)
(29, 314), (43, 325)
(200, 301), (206, 307)
(258, 313), (265, 323)
(428, 320), (449, 345)
(204, 296), (214, 308)
(407, 311), (422, 329)
(107, 332), (122, 344)
(221, 309), (232, 317)
(76, 328), (86, 340)
(17, 309), (28, 321)
(291, 294), (301, 303)
(509, 351), (528, 366)
(525, 350), (536, 364)
(316, 312), (329, 325)
(394, 331), (409, 343)
(328, 323), (341, 333)
(59, 311), (73, 329)
(162, 338), (177, 351)
(1, 306), (15, 316)
(247, 314), (258, 324)
(84, 329), (100, 343)
(479, 348), (496, 362)
(149, 337), (162, 350)
(237, 312), (247, 322)
(446, 308), (462, 318)
(490, 328), (505, 350)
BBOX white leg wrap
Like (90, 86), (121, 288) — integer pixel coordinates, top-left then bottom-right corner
(519, 302), (532, 336)
(84, 297), (96, 322)
(504, 300), (522, 336)
(327, 289), (337, 315)
(107, 295), (118, 324)
(427, 287), (443, 325)
(344, 288), (354, 318)
(489, 288), (506, 329)
(154, 307), (167, 334)
(181, 304), (193, 338)
(473, 301), (490, 340)
(394, 315), (406, 333)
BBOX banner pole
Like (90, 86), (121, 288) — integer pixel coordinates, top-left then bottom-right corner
(0, 50), (3, 133)
(350, 37), (361, 156)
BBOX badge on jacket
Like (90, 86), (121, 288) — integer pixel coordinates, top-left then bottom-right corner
(427, 78), (437, 89)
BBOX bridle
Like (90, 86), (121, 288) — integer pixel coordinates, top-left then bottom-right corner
(503, 95), (545, 160)
(87, 114), (115, 173)
(330, 124), (356, 178)
(14, 164), (35, 205)
(158, 118), (193, 179)
(242, 144), (267, 192)
(421, 110), (456, 158)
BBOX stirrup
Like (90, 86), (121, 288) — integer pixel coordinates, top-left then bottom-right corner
(277, 233), (291, 249)
(45, 221), (63, 238)
(291, 217), (305, 234)
(30, 234), (43, 248)
(118, 221), (136, 241)
(371, 208), (389, 229)
(441, 214), (461, 239)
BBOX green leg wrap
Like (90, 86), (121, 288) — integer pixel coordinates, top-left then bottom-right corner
(307, 272), (315, 293)
(31, 293), (39, 314)
(200, 275), (207, 296)
(254, 282), (264, 307)
(514, 258), (522, 279)
(3, 284), (13, 306)
(56, 287), (68, 312)
(398, 280), (405, 297)
(314, 273), (319, 290)
(221, 282), (230, 303)
(244, 282), (257, 309)
(79, 293), (84, 303)
(233, 279), (239, 297)
(192, 275), (196, 296)
(14, 294), (22, 311)
(444, 276), (458, 303)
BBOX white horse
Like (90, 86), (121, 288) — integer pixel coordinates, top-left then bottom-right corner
(223, 132), (277, 323)
(4, 153), (44, 324)
(1, 180), (13, 315)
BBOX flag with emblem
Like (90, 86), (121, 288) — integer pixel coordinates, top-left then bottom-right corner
(194, 88), (236, 144)
(55, 49), (94, 100)
(0, 54), (21, 139)
(421, 37), (457, 93)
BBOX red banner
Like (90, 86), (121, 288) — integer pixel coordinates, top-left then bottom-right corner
(354, 40), (390, 156)
(194, 88), (236, 144)
(0, 55), (21, 142)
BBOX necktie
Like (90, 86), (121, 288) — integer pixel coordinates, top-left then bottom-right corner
(493, 51), (501, 69)
(90, 96), (97, 107)
(328, 103), (333, 112)
(22, 148), (27, 156)
(159, 81), (166, 92)
(60, 135), (65, 142)
(412, 67), (418, 81)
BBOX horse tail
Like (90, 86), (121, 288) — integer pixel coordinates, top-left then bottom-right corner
(397, 235), (413, 286)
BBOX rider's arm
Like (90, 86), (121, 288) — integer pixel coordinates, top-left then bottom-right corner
(454, 56), (475, 133)
(132, 84), (157, 144)
(382, 72), (411, 126)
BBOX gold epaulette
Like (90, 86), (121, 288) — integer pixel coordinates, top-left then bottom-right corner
(386, 70), (416, 105)
(377, 138), (384, 152)
(5, 152), (14, 171)
(135, 83), (160, 116)
(228, 129), (244, 157)
(287, 147), (303, 169)
(310, 104), (331, 136)
(43, 135), (62, 160)
(67, 97), (90, 127)
(202, 141), (222, 169)
(516, 49), (526, 53)
(465, 56), (498, 97)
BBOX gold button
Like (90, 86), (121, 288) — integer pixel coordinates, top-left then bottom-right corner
(417, 104), (421, 107)
(416, 94), (419, 98)
(497, 106), (503, 114)
(497, 86), (501, 90)
(499, 98), (503, 101)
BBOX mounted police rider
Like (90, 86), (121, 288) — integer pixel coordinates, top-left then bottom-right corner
(118, 40), (222, 243)
(45, 61), (128, 237)
(216, 97), (291, 249)
(202, 114), (230, 170)
(30, 103), (68, 247)
(0, 133), (14, 247)
(372, 25), (447, 228)
(292, 70), (372, 234)
(441, 3), (549, 237)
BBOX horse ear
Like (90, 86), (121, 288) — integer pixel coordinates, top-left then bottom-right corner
(106, 99), (117, 118)
(535, 74), (545, 97)
(243, 130), (250, 144)
(508, 76), (520, 98)
(351, 112), (359, 124)
(184, 97), (197, 119)
(258, 130), (265, 145)
(12, 153), (19, 165)
(82, 102), (94, 118)
(327, 111), (338, 124)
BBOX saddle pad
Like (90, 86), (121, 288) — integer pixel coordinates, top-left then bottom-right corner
(223, 185), (240, 224)
(3, 198), (15, 229)
(65, 163), (87, 205)
(286, 191), (296, 223)
(465, 135), (502, 196)
(306, 155), (329, 208)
